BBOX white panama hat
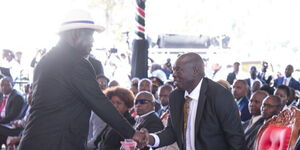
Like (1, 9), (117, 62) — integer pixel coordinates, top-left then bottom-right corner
(59, 9), (105, 33)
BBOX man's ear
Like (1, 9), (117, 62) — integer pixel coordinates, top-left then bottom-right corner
(193, 65), (201, 76)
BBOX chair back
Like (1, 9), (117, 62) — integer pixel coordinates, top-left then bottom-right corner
(254, 107), (300, 150)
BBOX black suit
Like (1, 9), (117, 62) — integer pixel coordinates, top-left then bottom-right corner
(0, 89), (25, 146)
(96, 112), (135, 150)
(0, 89), (26, 124)
(136, 112), (164, 150)
(18, 41), (135, 150)
(227, 72), (236, 85)
(89, 56), (104, 76)
(156, 78), (246, 150)
(242, 117), (264, 150)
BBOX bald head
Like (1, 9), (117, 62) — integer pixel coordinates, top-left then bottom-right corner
(138, 78), (152, 92)
(178, 53), (205, 77)
(285, 64), (294, 77)
(135, 91), (155, 102)
(233, 80), (249, 99)
(134, 91), (155, 115)
(173, 53), (205, 92)
(261, 95), (282, 120)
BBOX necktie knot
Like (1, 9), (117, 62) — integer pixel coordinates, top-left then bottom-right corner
(135, 116), (144, 124)
(185, 96), (192, 102)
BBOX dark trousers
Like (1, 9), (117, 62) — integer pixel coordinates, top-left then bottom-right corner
(0, 125), (23, 146)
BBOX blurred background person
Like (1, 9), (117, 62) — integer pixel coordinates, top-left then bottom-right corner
(227, 62), (240, 85)
(232, 80), (252, 122)
(94, 87), (135, 150)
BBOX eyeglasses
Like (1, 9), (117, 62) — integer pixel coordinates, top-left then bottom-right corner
(262, 103), (281, 108)
(134, 99), (152, 105)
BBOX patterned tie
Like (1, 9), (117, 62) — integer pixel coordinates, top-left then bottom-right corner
(134, 116), (144, 129)
(0, 96), (8, 115)
(183, 96), (192, 136)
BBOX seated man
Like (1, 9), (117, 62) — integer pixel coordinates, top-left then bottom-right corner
(261, 95), (282, 121)
(134, 91), (164, 150)
(243, 90), (268, 150)
(233, 80), (252, 121)
(274, 85), (290, 109)
(157, 84), (173, 118)
(0, 77), (26, 146)
(138, 78), (161, 113)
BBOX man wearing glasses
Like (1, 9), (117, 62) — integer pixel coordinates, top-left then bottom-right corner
(261, 95), (283, 121)
(134, 91), (164, 150)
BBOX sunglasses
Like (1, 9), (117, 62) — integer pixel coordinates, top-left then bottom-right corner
(134, 99), (152, 105)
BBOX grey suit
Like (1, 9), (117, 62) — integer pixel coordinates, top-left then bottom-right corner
(18, 41), (135, 150)
(156, 78), (246, 150)
(242, 117), (264, 150)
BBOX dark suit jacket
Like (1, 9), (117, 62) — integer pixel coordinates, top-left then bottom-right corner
(156, 77), (246, 150)
(18, 41), (135, 150)
(136, 112), (164, 150)
(227, 72), (236, 85)
(96, 112), (135, 150)
(296, 136), (300, 150)
(237, 96), (252, 122)
(89, 56), (104, 76)
(242, 117), (264, 150)
(274, 77), (300, 91)
(0, 89), (25, 124)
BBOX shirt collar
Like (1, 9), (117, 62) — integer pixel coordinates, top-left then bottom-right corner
(252, 115), (262, 124)
(162, 105), (168, 111)
(285, 76), (292, 80)
(236, 97), (244, 105)
(140, 110), (155, 118)
(3, 93), (11, 98)
(184, 78), (203, 101)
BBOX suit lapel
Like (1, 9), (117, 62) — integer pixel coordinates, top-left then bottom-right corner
(170, 90), (185, 148)
(195, 78), (208, 134)
(5, 90), (15, 113)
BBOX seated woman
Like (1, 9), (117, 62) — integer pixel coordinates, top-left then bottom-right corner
(94, 87), (135, 150)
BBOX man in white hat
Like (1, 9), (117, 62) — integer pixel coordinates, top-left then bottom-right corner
(18, 9), (147, 150)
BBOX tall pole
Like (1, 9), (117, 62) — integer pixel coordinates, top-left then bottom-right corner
(131, 0), (149, 79)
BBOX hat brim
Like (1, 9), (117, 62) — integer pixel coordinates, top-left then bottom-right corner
(59, 23), (105, 33)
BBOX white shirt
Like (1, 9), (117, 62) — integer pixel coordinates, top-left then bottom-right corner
(0, 94), (11, 118)
(151, 79), (203, 150)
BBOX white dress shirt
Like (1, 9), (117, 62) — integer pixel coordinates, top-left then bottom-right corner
(151, 79), (203, 150)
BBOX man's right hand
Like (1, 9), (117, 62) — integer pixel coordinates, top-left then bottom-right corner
(132, 130), (147, 149)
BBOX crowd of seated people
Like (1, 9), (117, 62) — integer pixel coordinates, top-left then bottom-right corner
(2, 46), (300, 150)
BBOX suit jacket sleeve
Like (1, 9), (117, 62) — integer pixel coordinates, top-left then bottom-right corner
(141, 115), (164, 133)
(215, 90), (247, 150)
(156, 111), (177, 147)
(0, 93), (25, 124)
(71, 59), (135, 139)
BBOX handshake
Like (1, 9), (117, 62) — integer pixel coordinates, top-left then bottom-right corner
(130, 128), (155, 149)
